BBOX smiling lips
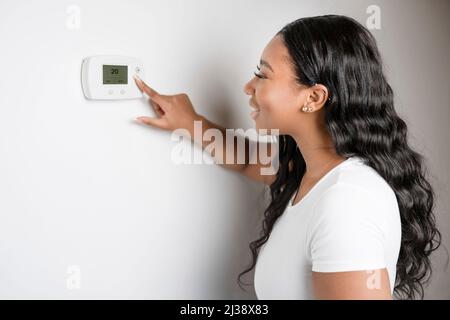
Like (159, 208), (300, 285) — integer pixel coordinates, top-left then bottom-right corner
(249, 98), (260, 120)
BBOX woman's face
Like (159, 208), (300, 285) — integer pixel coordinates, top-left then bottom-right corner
(243, 35), (310, 134)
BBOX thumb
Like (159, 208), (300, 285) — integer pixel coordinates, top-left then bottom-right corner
(135, 116), (169, 130)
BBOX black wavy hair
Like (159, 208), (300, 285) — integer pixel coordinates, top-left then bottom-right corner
(237, 15), (441, 299)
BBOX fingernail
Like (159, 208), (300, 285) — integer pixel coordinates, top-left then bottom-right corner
(133, 74), (142, 82)
(135, 117), (145, 124)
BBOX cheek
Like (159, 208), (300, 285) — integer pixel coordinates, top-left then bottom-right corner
(257, 82), (298, 120)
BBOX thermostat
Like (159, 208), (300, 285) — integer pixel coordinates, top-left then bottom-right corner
(81, 55), (144, 100)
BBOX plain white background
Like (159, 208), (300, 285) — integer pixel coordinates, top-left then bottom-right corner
(0, 0), (448, 299)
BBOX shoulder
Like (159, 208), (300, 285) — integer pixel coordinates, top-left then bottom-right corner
(317, 156), (398, 211)
(308, 157), (400, 237)
(305, 157), (402, 275)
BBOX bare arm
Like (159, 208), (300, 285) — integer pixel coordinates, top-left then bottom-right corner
(187, 115), (277, 185)
(312, 269), (392, 300)
(134, 76), (277, 185)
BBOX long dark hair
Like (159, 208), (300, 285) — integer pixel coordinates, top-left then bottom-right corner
(238, 15), (441, 299)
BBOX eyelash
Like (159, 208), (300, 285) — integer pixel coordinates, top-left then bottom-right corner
(253, 65), (266, 79)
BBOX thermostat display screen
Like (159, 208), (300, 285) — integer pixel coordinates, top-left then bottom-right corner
(102, 65), (128, 84)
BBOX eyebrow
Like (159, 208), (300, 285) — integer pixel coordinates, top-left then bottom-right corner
(260, 59), (274, 72)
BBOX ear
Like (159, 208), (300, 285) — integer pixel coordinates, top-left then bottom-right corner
(305, 84), (329, 112)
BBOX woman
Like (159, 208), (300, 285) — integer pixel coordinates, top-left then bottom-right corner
(134, 15), (441, 300)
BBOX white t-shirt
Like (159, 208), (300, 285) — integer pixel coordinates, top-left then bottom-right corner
(254, 156), (401, 299)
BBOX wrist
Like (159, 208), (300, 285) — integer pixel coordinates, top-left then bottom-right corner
(187, 113), (205, 137)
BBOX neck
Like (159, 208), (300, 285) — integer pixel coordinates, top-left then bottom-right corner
(290, 123), (346, 179)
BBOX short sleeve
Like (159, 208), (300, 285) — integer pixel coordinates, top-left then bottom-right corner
(308, 183), (387, 273)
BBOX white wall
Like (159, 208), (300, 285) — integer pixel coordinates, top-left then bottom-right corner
(0, 0), (449, 299)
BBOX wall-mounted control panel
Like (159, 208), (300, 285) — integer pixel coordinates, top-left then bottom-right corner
(81, 55), (144, 100)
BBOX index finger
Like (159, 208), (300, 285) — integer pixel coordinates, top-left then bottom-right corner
(133, 75), (160, 98)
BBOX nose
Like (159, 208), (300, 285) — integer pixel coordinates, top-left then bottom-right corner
(243, 78), (255, 96)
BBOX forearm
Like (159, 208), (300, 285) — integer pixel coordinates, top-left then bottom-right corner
(186, 115), (249, 172)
